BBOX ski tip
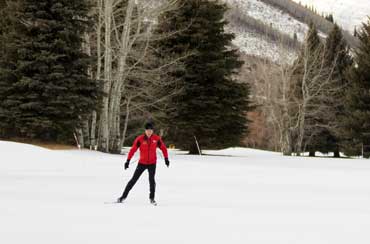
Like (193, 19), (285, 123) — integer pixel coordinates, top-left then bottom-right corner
(104, 201), (123, 204)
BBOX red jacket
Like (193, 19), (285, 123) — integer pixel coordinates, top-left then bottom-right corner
(127, 134), (168, 165)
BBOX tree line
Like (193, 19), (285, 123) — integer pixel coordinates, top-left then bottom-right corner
(2, 0), (369, 158)
(0, 0), (252, 154)
(248, 18), (370, 157)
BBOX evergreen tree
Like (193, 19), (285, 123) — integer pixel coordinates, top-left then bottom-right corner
(155, 0), (252, 154)
(325, 14), (334, 23)
(0, 1), (18, 136)
(308, 24), (352, 157)
(0, 0), (5, 9)
(342, 18), (370, 157)
(0, 0), (97, 141)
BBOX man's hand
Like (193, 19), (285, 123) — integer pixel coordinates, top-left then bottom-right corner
(165, 158), (170, 168)
(124, 160), (130, 170)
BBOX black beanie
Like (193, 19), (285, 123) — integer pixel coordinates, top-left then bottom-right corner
(144, 122), (154, 130)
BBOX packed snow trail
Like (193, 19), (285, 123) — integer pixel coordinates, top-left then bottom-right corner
(1, 141), (370, 244)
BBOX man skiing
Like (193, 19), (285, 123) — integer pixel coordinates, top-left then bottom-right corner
(117, 122), (170, 205)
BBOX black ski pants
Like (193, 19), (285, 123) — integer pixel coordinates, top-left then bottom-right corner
(121, 163), (156, 200)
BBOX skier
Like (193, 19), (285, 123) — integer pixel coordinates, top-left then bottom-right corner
(117, 122), (170, 205)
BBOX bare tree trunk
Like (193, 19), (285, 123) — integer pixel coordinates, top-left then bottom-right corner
(334, 148), (340, 158)
(282, 96), (293, 156)
(82, 120), (90, 149)
(98, 0), (113, 152)
(189, 140), (200, 155)
(94, 0), (181, 153)
(90, 110), (97, 149)
(120, 97), (131, 150)
(296, 103), (306, 156)
(281, 105), (292, 155)
(81, 30), (94, 149)
(282, 130), (292, 155)
(76, 128), (84, 149)
(109, 0), (137, 153)
(109, 90), (122, 154)
(92, 0), (102, 151)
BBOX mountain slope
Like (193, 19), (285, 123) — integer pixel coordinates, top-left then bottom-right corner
(222, 0), (358, 64)
(291, 0), (370, 32)
(224, 0), (307, 63)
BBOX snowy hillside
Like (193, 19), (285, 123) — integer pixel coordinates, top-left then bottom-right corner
(227, 0), (309, 42)
(224, 0), (306, 63)
(222, 0), (361, 63)
(291, 0), (370, 32)
(230, 30), (296, 63)
(223, 0), (328, 63)
(1, 140), (370, 243)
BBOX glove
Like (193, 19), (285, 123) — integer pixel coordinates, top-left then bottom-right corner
(124, 160), (130, 170)
(165, 158), (170, 168)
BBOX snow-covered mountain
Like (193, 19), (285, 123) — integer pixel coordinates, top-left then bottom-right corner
(227, 0), (309, 42)
(224, 0), (307, 63)
(222, 0), (359, 64)
(291, 0), (370, 32)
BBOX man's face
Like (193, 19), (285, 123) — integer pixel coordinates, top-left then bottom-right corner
(145, 129), (153, 137)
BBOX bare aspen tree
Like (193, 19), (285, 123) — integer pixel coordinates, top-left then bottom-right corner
(247, 58), (294, 154)
(278, 63), (295, 155)
(289, 42), (341, 155)
(119, 56), (186, 148)
(91, 0), (181, 153)
(76, 0), (97, 149)
(81, 31), (94, 149)
(98, 0), (113, 152)
(108, 0), (150, 153)
(253, 39), (342, 156)
(90, 0), (104, 150)
(245, 31), (299, 154)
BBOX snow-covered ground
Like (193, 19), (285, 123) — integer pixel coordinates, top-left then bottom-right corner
(1, 141), (370, 243)
(291, 0), (370, 32)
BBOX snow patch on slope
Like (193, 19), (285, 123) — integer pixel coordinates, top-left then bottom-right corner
(229, 27), (296, 63)
(227, 0), (309, 41)
(291, 0), (370, 32)
(224, 0), (307, 63)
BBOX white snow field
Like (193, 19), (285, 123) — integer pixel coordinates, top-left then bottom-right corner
(1, 140), (370, 244)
